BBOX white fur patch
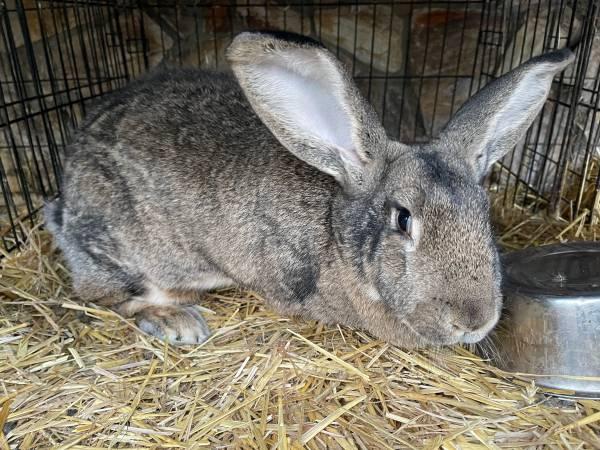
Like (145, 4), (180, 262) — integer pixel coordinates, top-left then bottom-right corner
(406, 219), (421, 252)
(136, 274), (234, 306)
(183, 274), (235, 291)
(137, 283), (173, 306)
(362, 285), (383, 303)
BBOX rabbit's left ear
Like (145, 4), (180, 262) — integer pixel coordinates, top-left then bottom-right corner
(439, 48), (574, 180)
(227, 31), (386, 190)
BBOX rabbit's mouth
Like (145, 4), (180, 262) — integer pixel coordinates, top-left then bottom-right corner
(456, 308), (501, 344)
(400, 316), (498, 347)
(460, 330), (491, 344)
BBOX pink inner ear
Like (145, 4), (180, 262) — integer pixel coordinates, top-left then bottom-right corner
(256, 59), (356, 152)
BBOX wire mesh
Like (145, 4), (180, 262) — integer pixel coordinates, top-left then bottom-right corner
(0, 0), (598, 252)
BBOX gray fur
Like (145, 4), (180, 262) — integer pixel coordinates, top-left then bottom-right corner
(439, 48), (574, 179)
(46, 32), (573, 347)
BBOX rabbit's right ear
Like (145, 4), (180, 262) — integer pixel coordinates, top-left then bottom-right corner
(227, 31), (386, 190)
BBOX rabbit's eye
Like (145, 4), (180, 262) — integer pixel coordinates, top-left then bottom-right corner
(396, 207), (412, 235)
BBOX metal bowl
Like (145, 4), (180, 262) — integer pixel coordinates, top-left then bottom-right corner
(492, 242), (600, 398)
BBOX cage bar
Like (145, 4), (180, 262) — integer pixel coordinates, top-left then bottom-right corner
(0, 0), (598, 251)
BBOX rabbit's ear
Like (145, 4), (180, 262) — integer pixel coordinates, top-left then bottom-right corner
(439, 48), (574, 180)
(228, 31), (386, 189)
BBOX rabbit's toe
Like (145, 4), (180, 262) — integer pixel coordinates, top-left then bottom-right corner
(136, 305), (211, 345)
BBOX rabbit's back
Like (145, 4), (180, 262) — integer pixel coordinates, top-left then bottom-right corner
(51, 67), (335, 300)
(72, 68), (274, 167)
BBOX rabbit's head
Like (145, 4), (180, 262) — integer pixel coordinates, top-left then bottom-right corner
(228, 32), (574, 346)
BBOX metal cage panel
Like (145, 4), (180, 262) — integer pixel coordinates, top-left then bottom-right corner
(0, 0), (598, 251)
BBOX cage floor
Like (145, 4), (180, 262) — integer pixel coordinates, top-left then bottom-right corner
(1, 214), (599, 449)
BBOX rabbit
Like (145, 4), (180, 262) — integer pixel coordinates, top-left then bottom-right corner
(45, 31), (574, 347)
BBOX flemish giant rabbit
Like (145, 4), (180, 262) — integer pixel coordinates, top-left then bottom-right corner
(45, 31), (574, 347)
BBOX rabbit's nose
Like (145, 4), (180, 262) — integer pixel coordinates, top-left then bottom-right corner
(450, 301), (492, 333)
(450, 300), (501, 343)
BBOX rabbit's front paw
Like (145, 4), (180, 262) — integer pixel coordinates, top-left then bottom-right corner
(136, 305), (211, 345)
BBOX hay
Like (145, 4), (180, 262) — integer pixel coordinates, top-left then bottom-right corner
(1, 218), (599, 449)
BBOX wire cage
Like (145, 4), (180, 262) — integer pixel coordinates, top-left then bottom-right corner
(0, 0), (598, 252)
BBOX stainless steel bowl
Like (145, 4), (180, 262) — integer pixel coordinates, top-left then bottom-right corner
(492, 242), (600, 398)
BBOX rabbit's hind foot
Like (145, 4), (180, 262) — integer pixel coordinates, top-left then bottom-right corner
(115, 284), (212, 345)
(135, 304), (211, 345)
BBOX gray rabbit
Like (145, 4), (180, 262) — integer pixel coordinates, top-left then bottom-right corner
(45, 31), (573, 347)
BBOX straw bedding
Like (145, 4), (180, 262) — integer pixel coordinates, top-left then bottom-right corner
(1, 211), (600, 449)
